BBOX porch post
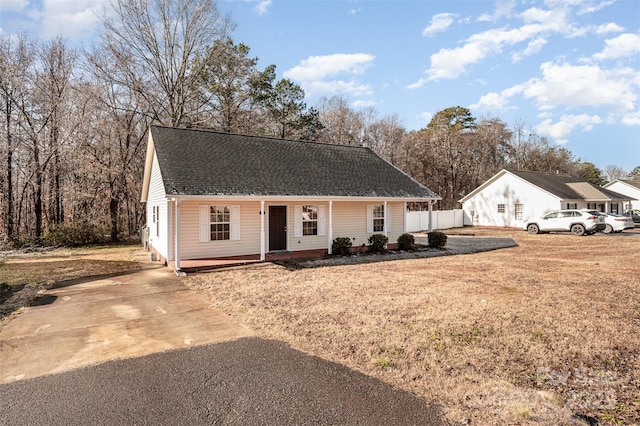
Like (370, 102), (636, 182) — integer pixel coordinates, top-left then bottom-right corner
(260, 200), (265, 261)
(384, 200), (388, 237)
(174, 198), (181, 272)
(328, 200), (333, 254)
(428, 200), (434, 232)
(403, 201), (407, 233)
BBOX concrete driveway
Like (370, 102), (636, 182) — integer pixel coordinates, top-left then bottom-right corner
(0, 264), (253, 384)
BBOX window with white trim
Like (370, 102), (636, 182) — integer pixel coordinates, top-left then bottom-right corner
(514, 204), (523, 220)
(566, 203), (577, 209)
(210, 205), (230, 240)
(302, 205), (318, 236)
(152, 206), (159, 237)
(497, 204), (505, 213)
(294, 205), (326, 237)
(373, 205), (384, 232)
(199, 205), (240, 242)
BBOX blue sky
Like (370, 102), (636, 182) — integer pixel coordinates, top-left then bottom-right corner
(1, 0), (639, 173)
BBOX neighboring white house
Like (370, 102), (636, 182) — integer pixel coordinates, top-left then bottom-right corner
(459, 169), (631, 227)
(140, 126), (440, 271)
(603, 179), (640, 211)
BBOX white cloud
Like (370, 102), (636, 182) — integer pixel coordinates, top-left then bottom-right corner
(470, 92), (510, 111)
(512, 37), (547, 62)
(422, 13), (457, 37)
(577, 0), (614, 15)
(285, 53), (375, 81)
(254, 0), (272, 15)
(536, 114), (602, 143)
(621, 110), (640, 126)
(284, 54), (375, 98)
(406, 78), (427, 90)
(594, 22), (624, 35)
(522, 62), (640, 113)
(2, 0), (28, 12)
(478, 1), (516, 22)
(40, 0), (107, 40)
(593, 33), (640, 60)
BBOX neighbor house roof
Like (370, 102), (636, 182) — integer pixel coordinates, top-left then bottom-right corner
(460, 169), (630, 202)
(144, 126), (440, 200)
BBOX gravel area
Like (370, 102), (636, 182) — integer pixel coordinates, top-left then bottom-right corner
(294, 234), (519, 268)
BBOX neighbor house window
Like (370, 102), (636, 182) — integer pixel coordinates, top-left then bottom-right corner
(497, 204), (505, 213)
(514, 204), (524, 220)
(566, 203), (577, 209)
(302, 205), (318, 236)
(210, 205), (230, 240)
(373, 205), (385, 232)
(199, 205), (240, 242)
(587, 203), (597, 210)
(610, 205), (619, 214)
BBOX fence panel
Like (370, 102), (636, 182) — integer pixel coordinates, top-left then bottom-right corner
(405, 209), (465, 232)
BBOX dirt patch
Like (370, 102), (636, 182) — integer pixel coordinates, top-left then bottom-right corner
(185, 229), (640, 425)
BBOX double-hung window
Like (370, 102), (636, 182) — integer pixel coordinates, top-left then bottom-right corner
(302, 205), (318, 236)
(209, 205), (230, 240)
(199, 205), (240, 242)
(294, 205), (325, 237)
(514, 204), (524, 220)
(497, 204), (506, 213)
(367, 204), (389, 233)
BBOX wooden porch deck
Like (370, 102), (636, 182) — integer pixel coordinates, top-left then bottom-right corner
(170, 249), (329, 273)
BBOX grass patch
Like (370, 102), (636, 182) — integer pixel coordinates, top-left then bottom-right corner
(185, 230), (640, 425)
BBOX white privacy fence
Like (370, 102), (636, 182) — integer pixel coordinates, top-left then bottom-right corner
(405, 209), (466, 232)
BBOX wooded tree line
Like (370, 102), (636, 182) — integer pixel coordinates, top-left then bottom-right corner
(1, 0), (637, 245)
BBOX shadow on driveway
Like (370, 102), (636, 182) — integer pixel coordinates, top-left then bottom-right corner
(0, 337), (449, 426)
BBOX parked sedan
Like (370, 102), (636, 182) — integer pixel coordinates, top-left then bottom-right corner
(523, 210), (605, 236)
(601, 213), (635, 233)
(624, 210), (640, 224)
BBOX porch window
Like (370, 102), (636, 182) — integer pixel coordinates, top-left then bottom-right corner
(302, 205), (318, 236)
(199, 205), (240, 242)
(367, 204), (390, 234)
(497, 204), (505, 213)
(210, 205), (230, 240)
(587, 203), (597, 210)
(610, 205), (619, 214)
(566, 203), (577, 209)
(514, 204), (523, 220)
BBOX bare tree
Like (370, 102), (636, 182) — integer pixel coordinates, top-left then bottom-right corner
(98, 0), (232, 126)
(604, 165), (626, 183)
(0, 33), (34, 241)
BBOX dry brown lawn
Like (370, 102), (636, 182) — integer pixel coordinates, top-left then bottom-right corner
(0, 244), (143, 322)
(185, 229), (640, 425)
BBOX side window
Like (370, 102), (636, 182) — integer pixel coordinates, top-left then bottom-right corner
(514, 204), (523, 220)
(367, 204), (386, 233)
(497, 204), (506, 213)
(544, 212), (558, 219)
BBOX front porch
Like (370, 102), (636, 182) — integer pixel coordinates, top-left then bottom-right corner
(169, 249), (329, 273)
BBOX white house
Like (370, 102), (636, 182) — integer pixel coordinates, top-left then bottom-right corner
(140, 126), (440, 271)
(603, 179), (640, 211)
(459, 169), (631, 227)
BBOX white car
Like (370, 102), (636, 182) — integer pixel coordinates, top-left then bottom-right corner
(601, 213), (635, 233)
(523, 210), (605, 236)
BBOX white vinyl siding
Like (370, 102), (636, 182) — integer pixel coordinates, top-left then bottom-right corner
(146, 153), (169, 259)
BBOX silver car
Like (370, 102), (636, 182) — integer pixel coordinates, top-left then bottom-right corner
(523, 210), (605, 236)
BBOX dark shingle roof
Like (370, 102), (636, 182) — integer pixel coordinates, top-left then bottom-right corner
(508, 169), (628, 201)
(150, 126), (439, 199)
